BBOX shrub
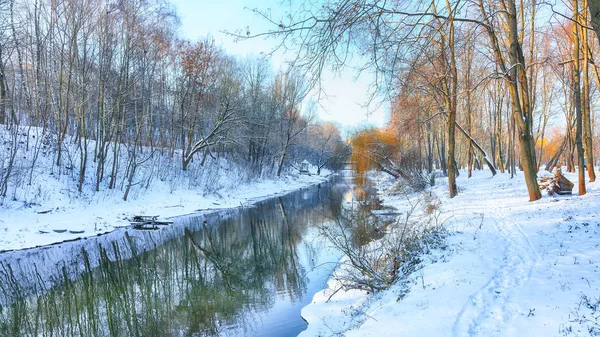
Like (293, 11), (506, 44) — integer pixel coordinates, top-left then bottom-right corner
(320, 191), (447, 295)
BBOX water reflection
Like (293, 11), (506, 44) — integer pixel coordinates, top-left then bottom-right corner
(339, 172), (392, 246)
(0, 178), (346, 337)
(343, 172), (380, 208)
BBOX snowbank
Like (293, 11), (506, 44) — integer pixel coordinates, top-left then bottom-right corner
(300, 169), (600, 337)
(0, 125), (333, 251)
(0, 169), (330, 252)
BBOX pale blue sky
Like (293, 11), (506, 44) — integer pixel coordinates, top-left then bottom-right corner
(170, 0), (387, 132)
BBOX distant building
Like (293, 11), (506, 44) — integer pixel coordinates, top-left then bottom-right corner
(300, 160), (310, 174)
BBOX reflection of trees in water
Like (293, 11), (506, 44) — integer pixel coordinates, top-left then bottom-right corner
(181, 199), (308, 334)
(335, 175), (387, 247)
(0, 183), (343, 337)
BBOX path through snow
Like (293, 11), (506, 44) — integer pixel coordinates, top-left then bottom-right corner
(299, 170), (600, 337)
(452, 193), (540, 336)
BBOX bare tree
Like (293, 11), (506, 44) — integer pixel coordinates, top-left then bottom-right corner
(475, 0), (542, 201)
(182, 56), (243, 170)
(240, 57), (274, 176)
(0, 0), (9, 126)
(273, 70), (313, 177)
(572, 0), (587, 195)
(237, 0), (527, 197)
(580, 0), (596, 181)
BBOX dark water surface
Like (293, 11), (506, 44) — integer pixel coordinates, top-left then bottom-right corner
(0, 175), (359, 337)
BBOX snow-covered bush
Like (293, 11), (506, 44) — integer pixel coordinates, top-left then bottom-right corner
(319, 191), (447, 294)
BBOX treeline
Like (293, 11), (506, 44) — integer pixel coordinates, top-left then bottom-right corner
(257, 0), (600, 200)
(0, 0), (348, 201)
(356, 0), (600, 200)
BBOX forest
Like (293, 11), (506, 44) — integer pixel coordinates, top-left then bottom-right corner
(240, 0), (600, 201)
(0, 0), (348, 202)
(2, 0), (600, 203)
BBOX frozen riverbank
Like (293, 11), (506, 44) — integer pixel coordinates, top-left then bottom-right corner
(0, 172), (330, 252)
(300, 169), (600, 337)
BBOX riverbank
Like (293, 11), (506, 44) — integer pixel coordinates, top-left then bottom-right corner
(0, 171), (330, 252)
(300, 169), (600, 336)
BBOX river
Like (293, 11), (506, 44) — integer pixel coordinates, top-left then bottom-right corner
(0, 171), (377, 336)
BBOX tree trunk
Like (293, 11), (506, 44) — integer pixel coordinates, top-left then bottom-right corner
(588, 0), (600, 45)
(277, 135), (292, 177)
(446, 11), (458, 198)
(545, 135), (568, 171)
(438, 131), (447, 176)
(581, 1), (596, 182)
(510, 111), (516, 179)
(426, 120), (433, 173)
(455, 121), (497, 175)
(478, 0), (541, 201)
(465, 31), (474, 178)
(573, 0), (587, 195)
(495, 92), (505, 173)
(0, 45), (6, 125)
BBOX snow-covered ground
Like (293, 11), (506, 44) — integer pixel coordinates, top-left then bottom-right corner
(300, 169), (600, 337)
(0, 125), (332, 252)
(0, 170), (330, 252)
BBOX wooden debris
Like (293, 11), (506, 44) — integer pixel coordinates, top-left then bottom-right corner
(539, 169), (574, 195)
(132, 215), (159, 222)
(132, 224), (160, 230)
(130, 215), (173, 230)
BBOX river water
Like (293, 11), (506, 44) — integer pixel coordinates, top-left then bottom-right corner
(0, 172), (374, 336)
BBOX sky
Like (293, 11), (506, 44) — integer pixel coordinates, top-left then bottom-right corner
(170, 0), (388, 134)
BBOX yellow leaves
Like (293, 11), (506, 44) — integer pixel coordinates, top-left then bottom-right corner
(350, 128), (399, 174)
(537, 127), (565, 163)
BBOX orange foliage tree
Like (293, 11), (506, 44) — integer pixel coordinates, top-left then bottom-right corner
(350, 128), (414, 180)
(537, 127), (566, 167)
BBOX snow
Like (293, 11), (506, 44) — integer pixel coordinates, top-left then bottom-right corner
(0, 125), (331, 252)
(4, 123), (600, 337)
(0, 172), (330, 251)
(299, 169), (600, 337)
